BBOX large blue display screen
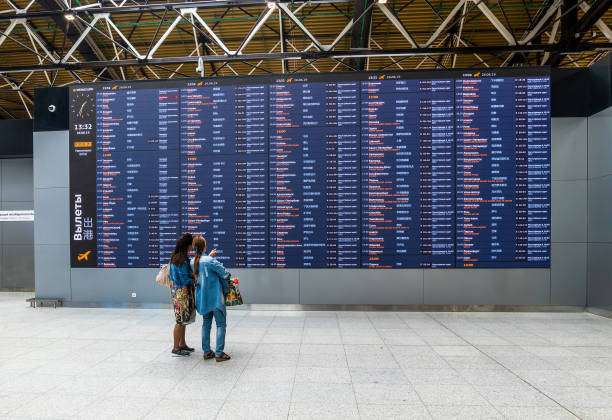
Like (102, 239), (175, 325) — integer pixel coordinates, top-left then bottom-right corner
(69, 69), (550, 268)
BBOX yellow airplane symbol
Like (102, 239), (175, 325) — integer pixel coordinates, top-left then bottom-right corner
(286, 78), (293, 83)
(379, 75), (385, 80)
(78, 251), (91, 261)
(112, 85), (118, 90)
(197, 81), (203, 86)
(473, 72), (481, 77)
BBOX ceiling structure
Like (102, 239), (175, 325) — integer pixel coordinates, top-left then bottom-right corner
(1, 0), (611, 119)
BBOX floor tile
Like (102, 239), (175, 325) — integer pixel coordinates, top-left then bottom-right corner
(496, 406), (578, 420)
(248, 352), (298, 367)
(571, 370), (612, 387)
(358, 403), (431, 419)
(230, 380), (293, 403)
(13, 394), (96, 418)
(353, 383), (420, 404)
(54, 375), (125, 395)
(571, 407), (612, 420)
(422, 335), (468, 346)
(344, 344), (400, 369)
(350, 367), (410, 384)
(77, 396), (159, 420)
(431, 345), (481, 357)
(108, 377), (180, 398)
(238, 366), (296, 383)
(516, 369), (589, 388)
(5, 374), (72, 394)
(144, 398), (221, 420)
(544, 356), (610, 371)
(294, 366), (351, 384)
(177, 379), (236, 400)
(427, 405), (503, 419)
(298, 352), (348, 368)
(300, 343), (345, 355)
(217, 401), (290, 420)
(378, 329), (427, 346)
(476, 385), (558, 407)
(291, 382), (355, 404)
(0, 392), (43, 416)
(457, 369), (523, 386)
(442, 355), (501, 370)
(340, 335), (384, 345)
(403, 368), (468, 385)
(289, 402), (359, 420)
(539, 386), (612, 408)
(415, 385), (490, 406)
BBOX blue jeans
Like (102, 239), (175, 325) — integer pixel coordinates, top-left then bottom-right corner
(202, 309), (226, 356)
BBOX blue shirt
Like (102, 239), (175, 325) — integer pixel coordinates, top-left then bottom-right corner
(169, 261), (193, 289)
(191, 255), (230, 315)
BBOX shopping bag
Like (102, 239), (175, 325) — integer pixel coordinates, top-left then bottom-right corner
(225, 278), (244, 306)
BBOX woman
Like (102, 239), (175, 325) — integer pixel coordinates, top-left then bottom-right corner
(169, 233), (196, 357)
(191, 236), (232, 362)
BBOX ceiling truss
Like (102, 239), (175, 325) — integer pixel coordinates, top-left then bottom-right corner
(0, 0), (611, 118)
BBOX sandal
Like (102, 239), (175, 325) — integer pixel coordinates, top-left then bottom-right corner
(179, 345), (195, 352)
(203, 351), (215, 360)
(171, 348), (191, 357)
(215, 352), (231, 362)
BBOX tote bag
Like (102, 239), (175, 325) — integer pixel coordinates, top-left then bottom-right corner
(225, 278), (244, 306)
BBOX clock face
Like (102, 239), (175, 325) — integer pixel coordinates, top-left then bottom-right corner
(71, 90), (94, 121)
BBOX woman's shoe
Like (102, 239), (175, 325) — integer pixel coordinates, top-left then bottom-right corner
(203, 351), (215, 360)
(171, 348), (191, 357)
(179, 345), (195, 352)
(215, 352), (231, 362)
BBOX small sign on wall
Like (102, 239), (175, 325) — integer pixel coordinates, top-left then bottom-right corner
(0, 210), (34, 221)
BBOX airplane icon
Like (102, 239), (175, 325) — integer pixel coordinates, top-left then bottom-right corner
(78, 251), (91, 261)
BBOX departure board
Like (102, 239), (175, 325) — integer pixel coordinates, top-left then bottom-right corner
(69, 68), (551, 269)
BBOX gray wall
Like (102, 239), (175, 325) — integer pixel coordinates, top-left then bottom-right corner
(550, 118), (588, 306)
(0, 158), (34, 290)
(587, 107), (612, 311)
(34, 122), (588, 306)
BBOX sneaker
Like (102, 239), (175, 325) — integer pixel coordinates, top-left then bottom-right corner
(179, 345), (195, 352)
(171, 348), (190, 357)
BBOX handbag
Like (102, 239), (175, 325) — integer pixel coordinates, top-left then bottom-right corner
(186, 285), (197, 324)
(225, 278), (243, 306)
(156, 264), (170, 287)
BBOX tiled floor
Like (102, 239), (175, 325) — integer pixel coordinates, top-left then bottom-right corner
(2, 293), (612, 419)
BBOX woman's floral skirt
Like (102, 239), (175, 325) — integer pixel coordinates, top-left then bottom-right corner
(171, 285), (196, 325)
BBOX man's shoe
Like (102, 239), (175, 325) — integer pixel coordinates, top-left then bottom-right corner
(203, 351), (215, 360)
(215, 352), (231, 362)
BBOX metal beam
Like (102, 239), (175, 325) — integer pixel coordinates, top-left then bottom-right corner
(0, 0), (350, 21)
(580, 1), (612, 42)
(35, 0), (119, 80)
(349, 0), (373, 70)
(1, 42), (611, 73)
(547, 0), (612, 65)
(0, 103), (17, 119)
(507, 0), (556, 65)
(560, 0), (578, 44)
